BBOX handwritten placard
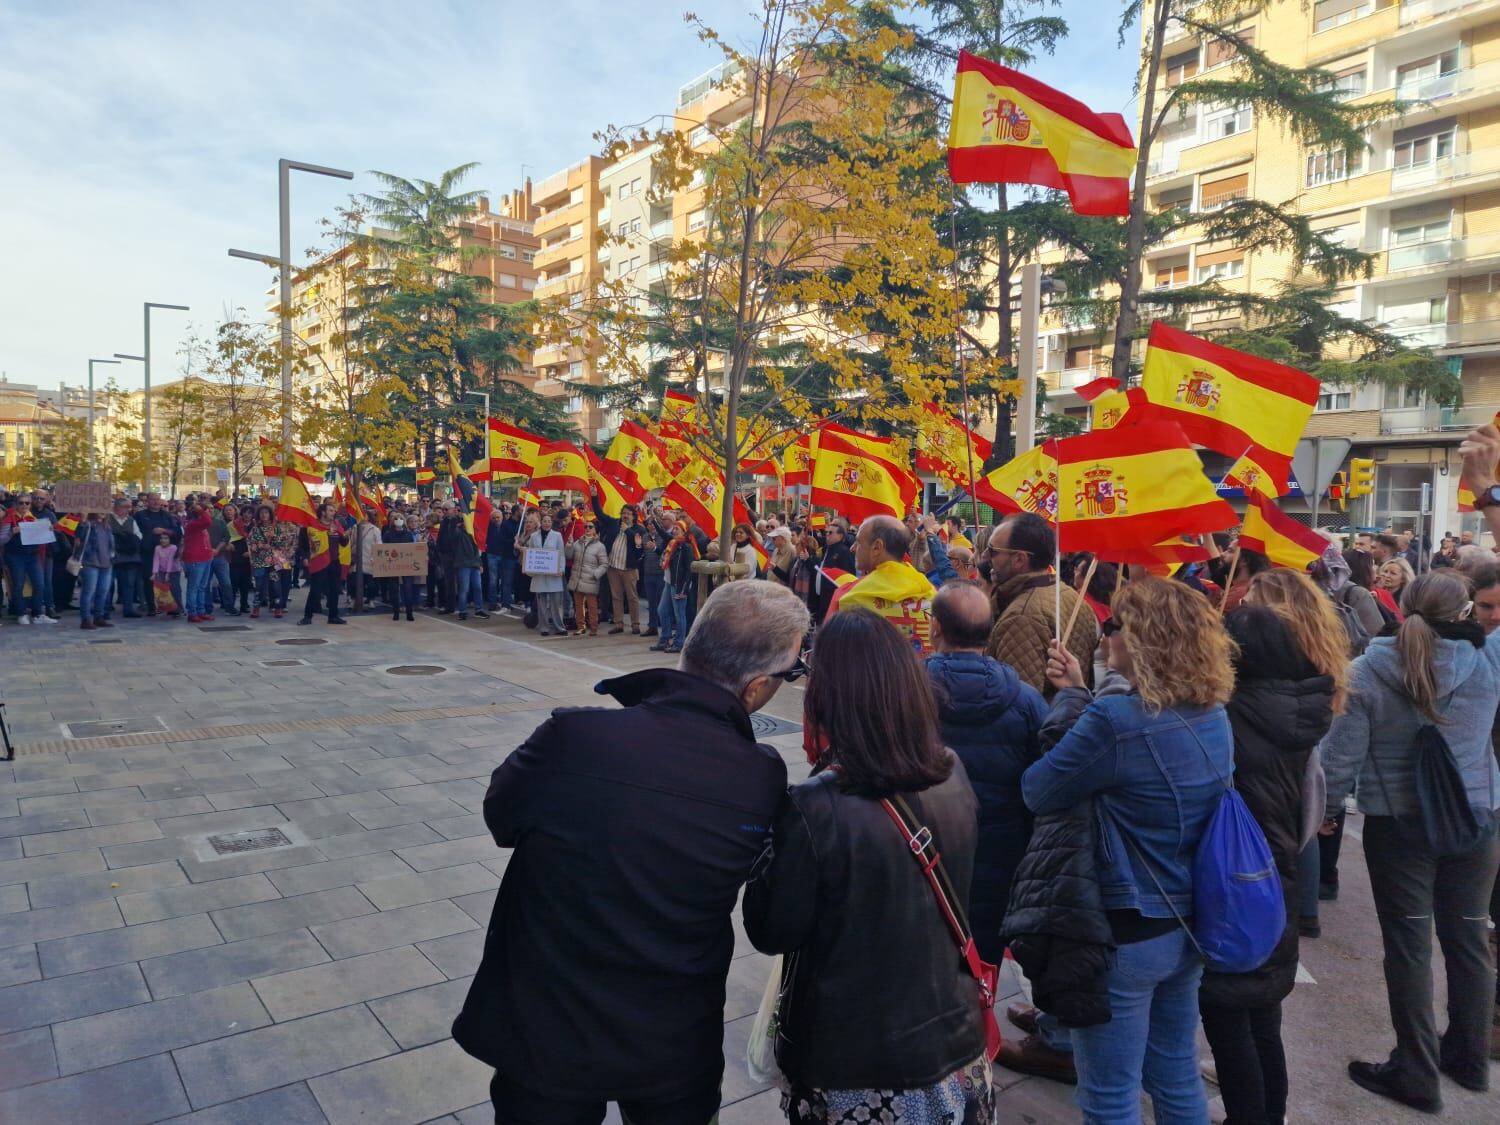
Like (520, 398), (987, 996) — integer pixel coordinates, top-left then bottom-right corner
(368, 542), (429, 578)
(53, 481), (113, 514)
(521, 546), (564, 576)
(19, 521), (56, 546)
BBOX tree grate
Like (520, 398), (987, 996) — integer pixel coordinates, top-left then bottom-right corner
(198, 625), (252, 633)
(750, 714), (802, 738)
(276, 637), (328, 646)
(206, 828), (293, 855)
(386, 665), (447, 677)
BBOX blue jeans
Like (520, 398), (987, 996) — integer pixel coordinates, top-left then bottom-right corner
(1037, 1010), (1073, 1053)
(78, 566), (114, 622)
(113, 562), (143, 615)
(488, 555), (516, 607)
(643, 572), (664, 629)
(40, 556), (54, 612)
(5, 553), (44, 616)
(658, 583), (688, 648)
(457, 566), (483, 612)
(209, 555), (233, 609)
(183, 561), (213, 617)
(1071, 929), (1205, 1125)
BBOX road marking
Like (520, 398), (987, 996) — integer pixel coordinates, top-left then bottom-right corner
(1295, 962), (1317, 985)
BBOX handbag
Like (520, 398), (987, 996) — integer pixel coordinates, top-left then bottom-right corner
(746, 952), (790, 1085)
(66, 523), (89, 577)
(879, 793), (1002, 1061)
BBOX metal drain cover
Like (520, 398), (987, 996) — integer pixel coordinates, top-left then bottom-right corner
(206, 828), (293, 855)
(199, 625), (252, 632)
(63, 716), (168, 739)
(276, 637), (328, 646)
(87, 638), (124, 644)
(386, 664), (447, 677)
(750, 713), (802, 738)
(259, 658), (308, 668)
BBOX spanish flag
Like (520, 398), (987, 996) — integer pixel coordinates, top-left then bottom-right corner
(274, 472), (321, 530)
(665, 455), (729, 538)
(415, 466), (435, 485)
(737, 417), (781, 476)
(660, 388), (700, 439)
(811, 427), (917, 523)
(1075, 376), (1144, 433)
(783, 431), (816, 487)
(917, 404), (994, 489)
(259, 436), (323, 484)
(1099, 536), (1213, 567)
(974, 445), (1060, 521)
(583, 444), (641, 518)
(948, 50), (1137, 217)
(338, 476), (363, 522)
(1054, 421), (1236, 552)
(57, 513), (80, 535)
(528, 440), (591, 494)
(488, 419), (543, 479)
(517, 488), (541, 508)
(817, 565), (856, 588)
(1239, 491), (1327, 572)
(605, 419), (672, 492)
(358, 482), (387, 526)
(1141, 322), (1319, 495)
(809, 512), (828, 530)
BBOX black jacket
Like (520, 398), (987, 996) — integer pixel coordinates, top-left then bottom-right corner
(451, 669), (787, 1099)
(592, 496), (646, 568)
(133, 508), (178, 546)
(437, 514), (479, 568)
(1201, 606), (1334, 1010)
(488, 515), (520, 559)
(742, 761), (985, 1090)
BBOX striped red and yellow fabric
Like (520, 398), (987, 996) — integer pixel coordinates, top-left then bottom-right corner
(528, 441), (590, 494)
(414, 466), (435, 485)
(583, 444), (642, 518)
(664, 455), (729, 539)
(917, 404), (994, 490)
(659, 389), (700, 440)
(488, 419), (544, 479)
(811, 427), (916, 523)
(1054, 421), (1236, 552)
(782, 432), (816, 487)
(947, 50), (1137, 216)
(605, 419), (672, 493)
(974, 445), (1060, 521)
(1239, 491), (1327, 571)
(1141, 322), (1318, 495)
(259, 436), (323, 484)
(274, 473), (321, 530)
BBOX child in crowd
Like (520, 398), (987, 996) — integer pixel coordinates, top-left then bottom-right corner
(151, 528), (183, 618)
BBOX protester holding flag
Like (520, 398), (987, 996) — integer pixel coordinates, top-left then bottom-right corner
(655, 520), (700, 655)
(593, 496), (645, 634)
(298, 503), (348, 627)
(984, 514), (1096, 697)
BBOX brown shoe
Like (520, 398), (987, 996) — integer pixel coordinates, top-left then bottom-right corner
(1005, 1003), (1041, 1036)
(608, 626), (625, 634)
(995, 1034), (1077, 1085)
(631, 625), (640, 635)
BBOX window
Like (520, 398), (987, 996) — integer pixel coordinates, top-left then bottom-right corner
(1065, 344), (1100, 369)
(569, 362), (584, 379)
(1200, 172), (1248, 210)
(1315, 0), (1373, 33)
(1165, 49), (1199, 87)
(522, 250), (536, 263)
(498, 244), (517, 259)
(1320, 63), (1367, 100)
(1383, 295), (1448, 326)
(1205, 27), (1254, 68)
(568, 223), (583, 242)
(688, 208), (707, 232)
(618, 180), (634, 200)
(617, 218), (641, 237)
(569, 292), (583, 309)
(569, 187), (584, 206)
(498, 273), (517, 288)
(1393, 121), (1456, 169)
(566, 396), (583, 414)
(1306, 145), (1364, 186)
(522, 278), (536, 291)
(1315, 221), (1361, 246)
(1396, 50), (1459, 98)
(1154, 187), (1192, 213)
(1391, 216), (1452, 247)
(1383, 383), (1426, 409)
(1154, 263), (1189, 289)
(1204, 105), (1252, 139)
(1196, 254), (1245, 282)
(690, 124), (710, 146)
(1317, 389), (1352, 411)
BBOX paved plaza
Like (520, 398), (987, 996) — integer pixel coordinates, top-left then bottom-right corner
(0, 609), (1493, 1123)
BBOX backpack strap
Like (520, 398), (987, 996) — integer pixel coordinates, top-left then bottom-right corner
(1109, 804), (1209, 963)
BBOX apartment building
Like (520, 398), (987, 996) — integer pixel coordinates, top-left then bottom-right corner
(1039, 0), (1500, 536)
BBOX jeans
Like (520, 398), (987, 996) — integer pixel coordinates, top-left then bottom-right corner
(385, 576), (416, 611)
(643, 572), (664, 629)
(39, 556), (54, 611)
(1363, 816), (1500, 1097)
(6, 553), (43, 616)
(1036, 1010), (1073, 1053)
(457, 567), (483, 612)
(209, 555), (233, 610)
(1296, 837), (1321, 923)
(658, 584), (689, 648)
(78, 566), (114, 623)
(183, 561), (213, 618)
(113, 562), (143, 615)
(1199, 1001), (1287, 1125)
(487, 555), (516, 608)
(1319, 810), (1346, 893)
(1071, 928), (1205, 1125)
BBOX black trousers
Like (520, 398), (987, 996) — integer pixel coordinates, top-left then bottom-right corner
(301, 568), (340, 622)
(1318, 810), (1346, 891)
(1364, 816), (1500, 1097)
(1200, 1001), (1287, 1125)
(489, 1071), (719, 1125)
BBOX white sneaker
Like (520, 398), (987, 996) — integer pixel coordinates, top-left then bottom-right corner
(18, 614), (31, 625)
(35, 614), (58, 624)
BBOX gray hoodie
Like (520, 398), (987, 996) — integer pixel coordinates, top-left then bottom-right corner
(1320, 635), (1500, 818)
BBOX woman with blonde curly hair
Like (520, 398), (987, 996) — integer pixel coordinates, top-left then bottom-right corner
(1023, 578), (1236, 1124)
(1376, 558), (1416, 624)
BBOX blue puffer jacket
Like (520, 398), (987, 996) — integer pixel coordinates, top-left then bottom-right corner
(925, 651), (1047, 961)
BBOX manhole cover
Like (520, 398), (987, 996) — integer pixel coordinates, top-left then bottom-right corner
(63, 716), (168, 739)
(276, 637), (328, 646)
(199, 625), (252, 632)
(87, 638), (124, 644)
(259, 658), (308, 668)
(206, 828), (293, 856)
(750, 714), (802, 738)
(386, 665), (447, 677)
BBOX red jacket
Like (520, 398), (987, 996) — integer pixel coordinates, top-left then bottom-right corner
(180, 513), (214, 563)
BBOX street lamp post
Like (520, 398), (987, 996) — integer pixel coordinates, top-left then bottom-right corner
(86, 358), (121, 479)
(229, 157), (354, 471)
(465, 390), (492, 498)
(114, 301), (189, 494)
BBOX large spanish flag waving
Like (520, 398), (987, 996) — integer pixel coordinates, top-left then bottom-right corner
(1239, 491), (1327, 571)
(665, 455), (729, 538)
(274, 473), (320, 530)
(488, 419), (543, 479)
(948, 50), (1137, 216)
(584, 444), (642, 517)
(605, 419), (672, 493)
(811, 427), (917, 523)
(783, 431), (816, 487)
(259, 436), (323, 484)
(917, 404), (994, 490)
(974, 445), (1060, 521)
(528, 440), (591, 494)
(1141, 322), (1318, 495)
(659, 388), (700, 440)
(1054, 421), (1236, 552)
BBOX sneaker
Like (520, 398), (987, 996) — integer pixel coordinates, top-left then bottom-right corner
(35, 614), (57, 624)
(250, 608), (261, 619)
(994, 1034), (1078, 1085)
(649, 641), (668, 652)
(328, 617), (347, 625)
(80, 621), (95, 631)
(17, 615), (30, 625)
(642, 627), (658, 637)
(474, 610), (489, 619)
(1318, 882), (1339, 902)
(298, 617), (313, 626)
(1347, 1060), (1440, 1113)
(1298, 917), (1321, 939)
(406, 610), (414, 622)
(459, 613), (468, 621)
(664, 644), (682, 654)
(274, 608), (284, 619)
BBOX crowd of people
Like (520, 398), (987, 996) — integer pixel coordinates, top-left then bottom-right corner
(7, 428), (1500, 1125)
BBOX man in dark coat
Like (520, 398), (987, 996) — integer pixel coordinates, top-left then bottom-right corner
(453, 581), (811, 1124)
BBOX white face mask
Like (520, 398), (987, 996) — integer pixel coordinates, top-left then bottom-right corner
(393, 518), (406, 528)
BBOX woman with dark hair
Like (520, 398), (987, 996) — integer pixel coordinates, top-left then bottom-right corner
(1340, 547), (1396, 635)
(1322, 570), (1500, 1111)
(744, 608), (991, 1123)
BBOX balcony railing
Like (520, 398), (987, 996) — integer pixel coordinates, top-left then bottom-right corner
(650, 219), (674, 241)
(1400, 0), (1485, 27)
(1389, 58), (1500, 103)
(1391, 152), (1470, 192)
(1388, 321), (1451, 347)
(1386, 237), (1462, 271)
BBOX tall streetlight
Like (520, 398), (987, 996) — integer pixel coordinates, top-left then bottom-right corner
(229, 157), (354, 470)
(113, 300), (189, 493)
(86, 358), (121, 479)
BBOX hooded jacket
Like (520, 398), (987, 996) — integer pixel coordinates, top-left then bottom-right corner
(925, 650), (1047, 961)
(452, 669), (787, 1100)
(1322, 632), (1500, 818)
(1201, 606), (1335, 1010)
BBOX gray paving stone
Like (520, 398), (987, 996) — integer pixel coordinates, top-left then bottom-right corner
(309, 766), (422, 796)
(53, 981), (272, 1074)
(20, 819), (163, 857)
(0, 962), (150, 1034)
(118, 871), (281, 925)
(313, 822), (442, 861)
(357, 862), (496, 911)
(102, 836), (192, 869)
(141, 928), (332, 999)
(157, 1082), (330, 1125)
(367, 975), (473, 1049)
(415, 927), (487, 981)
(88, 795), (215, 826)
(284, 812), (364, 839)
(427, 814), (488, 841)
(73, 768), (185, 793)
(179, 843), (328, 884)
(0, 884), (27, 913)
(153, 805), (289, 838)
(451, 889), (496, 925)
(0, 895), (122, 947)
(38, 913), (224, 977)
(206, 781), (325, 811)
(266, 852), (415, 898)
(348, 799), (468, 829)
(252, 944), (446, 1022)
(172, 1004), (398, 1109)
(210, 885), (377, 943)
(0, 808), (91, 838)
(0, 944), (40, 987)
(273, 790), (397, 820)
(0, 1052), (190, 1124)
(0, 1026), (58, 1092)
(313, 900), (478, 959)
(0, 777), (81, 800)
(396, 834), (500, 872)
(137, 774), (258, 800)
(309, 1038), (491, 1125)
(0, 838), (17, 861)
(26, 860), (188, 909)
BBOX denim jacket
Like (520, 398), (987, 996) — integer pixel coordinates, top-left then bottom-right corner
(1022, 691), (1234, 918)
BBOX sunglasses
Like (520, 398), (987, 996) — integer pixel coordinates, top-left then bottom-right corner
(774, 649), (813, 683)
(1101, 618), (1123, 637)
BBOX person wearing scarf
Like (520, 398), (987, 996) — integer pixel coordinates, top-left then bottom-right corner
(654, 520), (699, 654)
(827, 515), (936, 655)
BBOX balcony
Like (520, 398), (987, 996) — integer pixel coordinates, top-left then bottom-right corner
(1388, 321), (1452, 347)
(650, 219), (674, 241)
(1437, 316), (1500, 353)
(1391, 152), (1472, 192)
(1147, 150), (1181, 178)
(1400, 0), (1486, 27)
(1386, 237), (1462, 271)
(1389, 58), (1500, 104)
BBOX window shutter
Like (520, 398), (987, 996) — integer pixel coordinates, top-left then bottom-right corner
(1200, 173), (1249, 209)
(1196, 247), (1245, 268)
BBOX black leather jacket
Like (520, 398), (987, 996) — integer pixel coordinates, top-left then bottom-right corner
(743, 759), (985, 1089)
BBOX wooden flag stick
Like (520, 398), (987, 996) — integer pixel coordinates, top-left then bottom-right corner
(1219, 546), (1241, 613)
(1113, 561), (1126, 597)
(1062, 555), (1098, 644)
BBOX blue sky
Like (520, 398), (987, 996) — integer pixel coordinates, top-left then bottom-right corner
(0, 1), (1138, 392)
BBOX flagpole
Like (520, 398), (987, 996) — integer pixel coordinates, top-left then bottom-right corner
(950, 206), (981, 537)
(1052, 437), (1063, 643)
(1062, 555), (1097, 644)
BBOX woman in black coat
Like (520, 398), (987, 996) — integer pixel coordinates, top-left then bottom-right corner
(1201, 572), (1346, 1125)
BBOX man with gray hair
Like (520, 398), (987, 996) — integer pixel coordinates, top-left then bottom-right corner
(454, 580), (809, 1123)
